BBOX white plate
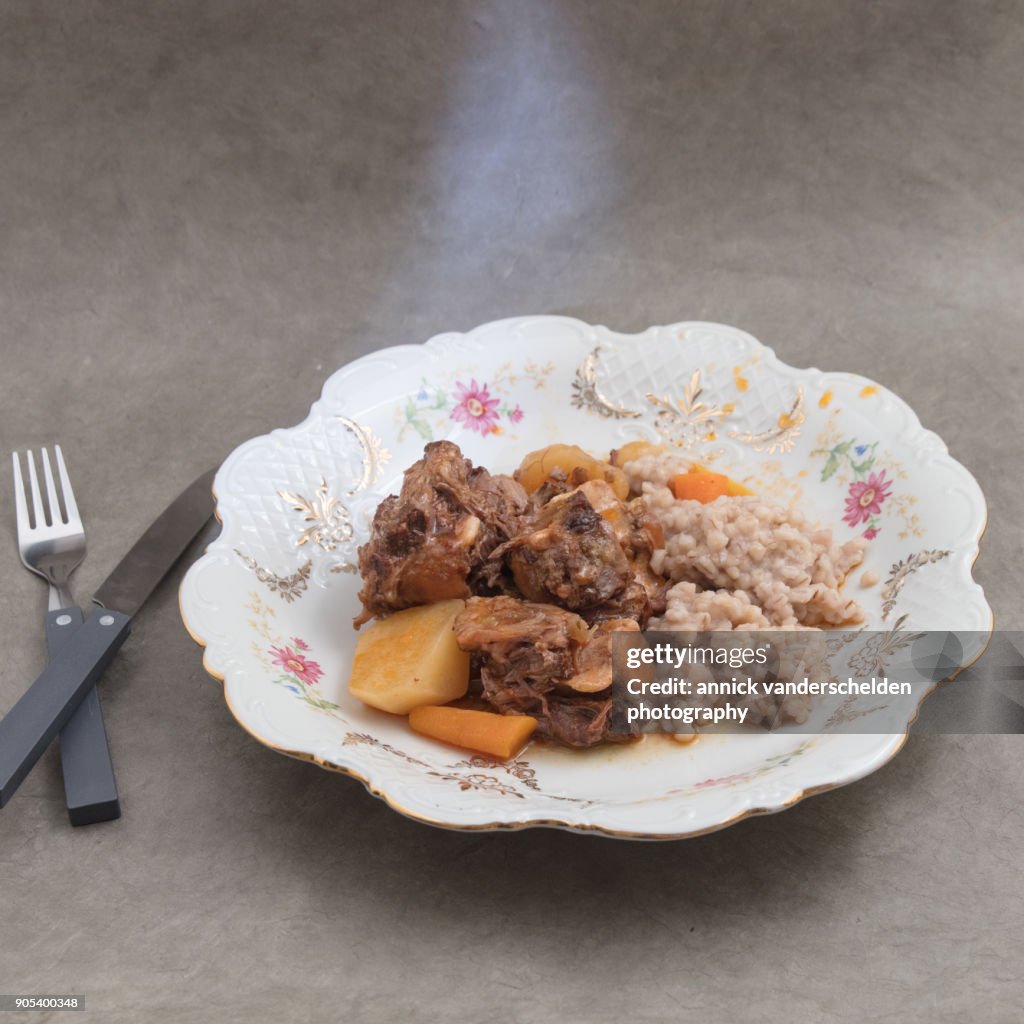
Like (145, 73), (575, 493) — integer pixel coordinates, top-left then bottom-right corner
(179, 317), (991, 838)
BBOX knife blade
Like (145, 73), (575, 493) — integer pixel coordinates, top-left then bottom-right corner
(0, 468), (217, 809)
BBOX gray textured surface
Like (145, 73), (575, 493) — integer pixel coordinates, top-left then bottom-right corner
(1, 2), (1022, 1021)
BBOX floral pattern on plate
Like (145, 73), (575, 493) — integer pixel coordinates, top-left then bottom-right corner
(811, 414), (923, 540)
(396, 361), (553, 442)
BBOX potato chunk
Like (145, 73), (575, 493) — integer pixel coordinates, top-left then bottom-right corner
(514, 444), (629, 500)
(349, 600), (470, 714)
(609, 439), (666, 467)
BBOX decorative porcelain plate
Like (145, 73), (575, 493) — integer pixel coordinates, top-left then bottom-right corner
(179, 317), (991, 838)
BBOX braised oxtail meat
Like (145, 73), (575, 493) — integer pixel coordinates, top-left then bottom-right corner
(543, 697), (619, 748)
(558, 617), (640, 693)
(527, 466), (590, 509)
(355, 442), (528, 626)
(582, 577), (652, 626)
(454, 597), (638, 747)
(453, 595), (590, 688)
(614, 487), (667, 622)
(492, 490), (632, 611)
(621, 497), (670, 619)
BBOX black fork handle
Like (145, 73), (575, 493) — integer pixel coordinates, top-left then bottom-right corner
(47, 609), (122, 825)
(0, 609), (131, 808)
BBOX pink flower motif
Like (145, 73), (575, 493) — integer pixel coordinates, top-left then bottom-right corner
(291, 636), (309, 651)
(863, 527), (880, 540)
(509, 404), (524, 424)
(270, 644), (324, 687)
(451, 379), (500, 435)
(843, 471), (893, 527)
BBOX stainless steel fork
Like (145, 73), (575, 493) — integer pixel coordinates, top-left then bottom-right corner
(13, 446), (86, 607)
(12, 447), (120, 824)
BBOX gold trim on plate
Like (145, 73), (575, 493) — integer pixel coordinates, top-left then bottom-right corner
(570, 347), (642, 420)
(728, 386), (805, 453)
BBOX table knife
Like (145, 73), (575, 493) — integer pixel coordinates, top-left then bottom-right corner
(0, 467), (217, 809)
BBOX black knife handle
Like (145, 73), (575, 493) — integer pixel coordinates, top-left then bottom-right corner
(48, 609), (122, 826)
(0, 609), (131, 808)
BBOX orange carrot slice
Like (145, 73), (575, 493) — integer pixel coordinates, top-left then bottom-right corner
(409, 706), (538, 760)
(669, 465), (752, 503)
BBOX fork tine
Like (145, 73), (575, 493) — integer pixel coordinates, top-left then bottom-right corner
(11, 452), (31, 537)
(40, 447), (64, 525)
(54, 445), (80, 527)
(25, 449), (46, 529)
